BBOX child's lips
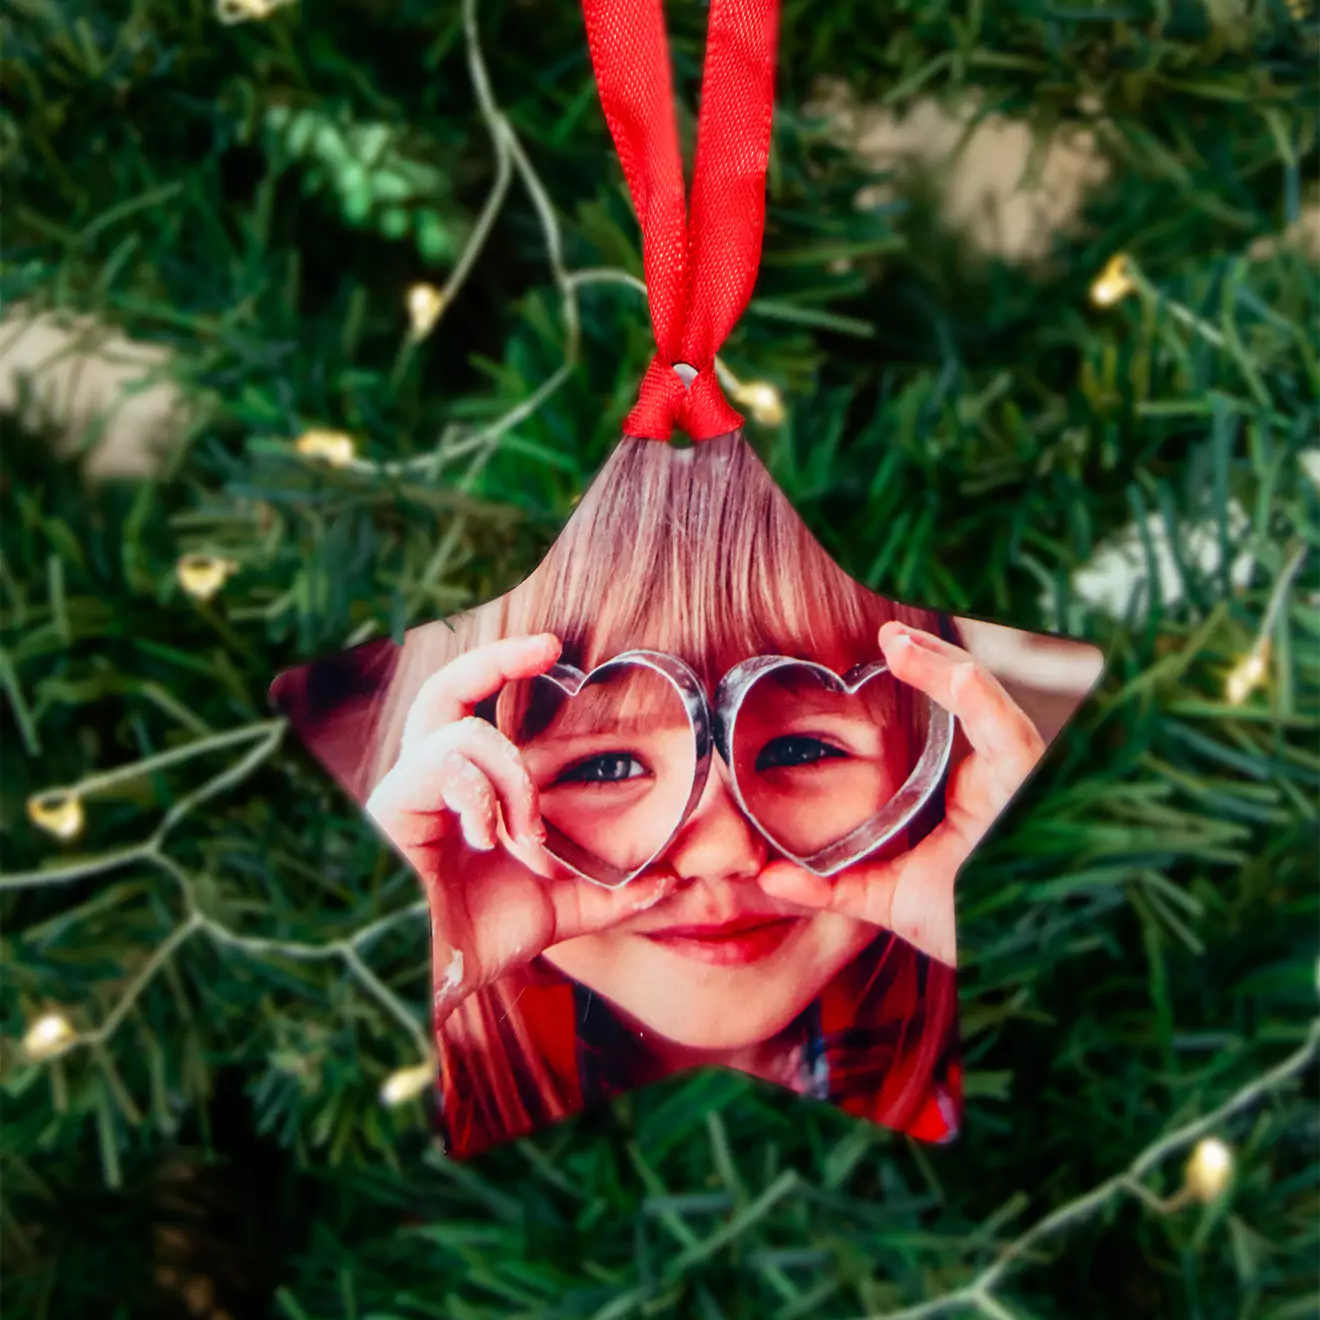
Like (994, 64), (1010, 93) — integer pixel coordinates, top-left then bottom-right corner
(638, 915), (804, 966)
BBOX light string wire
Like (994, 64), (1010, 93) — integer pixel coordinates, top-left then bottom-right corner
(308, 0), (786, 485)
(11, 720), (432, 1058)
(8, 0), (1315, 1307)
(856, 1020), (1317, 1320)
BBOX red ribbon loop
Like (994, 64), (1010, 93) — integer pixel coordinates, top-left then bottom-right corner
(583, 0), (780, 442)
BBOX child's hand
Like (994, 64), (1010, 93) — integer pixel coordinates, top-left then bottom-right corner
(757, 621), (1046, 967)
(364, 633), (679, 1018)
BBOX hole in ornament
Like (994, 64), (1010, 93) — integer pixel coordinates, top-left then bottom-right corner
(671, 362), (698, 391)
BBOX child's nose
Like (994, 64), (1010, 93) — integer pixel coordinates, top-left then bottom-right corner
(667, 761), (767, 885)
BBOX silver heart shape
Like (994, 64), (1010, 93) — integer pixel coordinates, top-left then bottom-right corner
(531, 650), (712, 889)
(713, 656), (954, 877)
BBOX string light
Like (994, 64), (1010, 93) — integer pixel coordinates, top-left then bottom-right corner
(379, 1059), (435, 1107)
(406, 282), (447, 341)
(1225, 542), (1308, 706)
(22, 1010), (76, 1061)
(731, 379), (786, 427)
(1089, 253), (1136, 308)
(711, 359), (787, 429)
(1183, 1137), (1234, 1204)
(1225, 639), (1270, 705)
(214, 0), (296, 23)
(26, 791), (85, 841)
(294, 428), (357, 467)
(175, 554), (239, 602)
(1089, 250), (1234, 350)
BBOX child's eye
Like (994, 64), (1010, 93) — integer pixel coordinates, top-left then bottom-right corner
(556, 752), (649, 784)
(755, 736), (847, 771)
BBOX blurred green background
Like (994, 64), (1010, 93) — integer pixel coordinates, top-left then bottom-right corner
(2, 0), (1318, 1317)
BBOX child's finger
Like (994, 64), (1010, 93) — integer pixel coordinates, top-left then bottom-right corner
(758, 826), (963, 967)
(438, 752), (498, 852)
(401, 633), (562, 752)
(879, 622), (974, 712)
(548, 870), (681, 944)
(443, 718), (546, 846)
(880, 625), (1042, 773)
(365, 762), (441, 850)
(380, 719), (545, 846)
(879, 626), (968, 721)
(947, 662), (1046, 787)
(757, 857), (897, 928)
(879, 620), (970, 664)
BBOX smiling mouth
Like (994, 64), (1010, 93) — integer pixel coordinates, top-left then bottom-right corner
(639, 916), (803, 966)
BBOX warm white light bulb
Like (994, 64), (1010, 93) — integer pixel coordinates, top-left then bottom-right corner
(379, 1060), (435, 1107)
(1089, 254), (1136, 308)
(295, 429), (357, 467)
(23, 1011), (76, 1061)
(176, 555), (238, 602)
(26, 792), (85, 841)
(734, 380), (786, 427)
(407, 283), (446, 340)
(1184, 1136), (1234, 1204)
(1225, 646), (1268, 705)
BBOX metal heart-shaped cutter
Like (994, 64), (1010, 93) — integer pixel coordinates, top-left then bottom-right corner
(532, 650), (712, 889)
(713, 656), (955, 877)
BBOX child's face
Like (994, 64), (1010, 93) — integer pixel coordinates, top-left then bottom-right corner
(518, 664), (903, 1051)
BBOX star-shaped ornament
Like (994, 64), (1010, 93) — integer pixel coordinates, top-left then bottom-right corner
(270, 0), (1103, 1158)
(272, 434), (1101, 1157)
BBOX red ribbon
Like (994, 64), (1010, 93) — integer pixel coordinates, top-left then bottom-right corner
(582, 0), (780, 442)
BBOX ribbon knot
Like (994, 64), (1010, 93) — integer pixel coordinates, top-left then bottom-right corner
(626, 357), (743, 442)
(584, 0), (779, 444)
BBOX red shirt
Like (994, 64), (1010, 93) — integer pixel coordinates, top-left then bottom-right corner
(436, 931), (960, 1158)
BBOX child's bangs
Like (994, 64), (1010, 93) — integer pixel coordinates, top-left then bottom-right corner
(564, 554), (890, 699)
(519, 434), (909, 688)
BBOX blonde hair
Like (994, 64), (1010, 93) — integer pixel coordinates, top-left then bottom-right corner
(353, 432), (957, 1152)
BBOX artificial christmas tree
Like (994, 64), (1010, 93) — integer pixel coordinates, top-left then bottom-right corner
(3, 0), (1317, 1315)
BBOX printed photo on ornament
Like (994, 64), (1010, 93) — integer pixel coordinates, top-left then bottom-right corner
(270, 434), (1104, 1158)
